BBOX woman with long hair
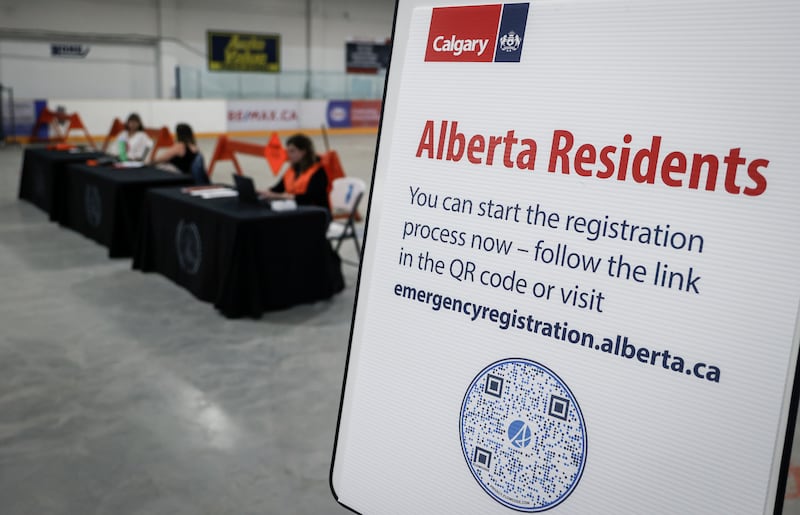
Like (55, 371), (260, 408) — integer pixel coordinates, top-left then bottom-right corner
(114, 112), (153, 161)
(260, 133), (329, 213)
(150, 123), (200, 175)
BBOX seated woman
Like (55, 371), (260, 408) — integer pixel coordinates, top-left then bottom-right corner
(114, 113), (153, 161)
(259, 133), (329, 215)
(150, 123), (200, 175)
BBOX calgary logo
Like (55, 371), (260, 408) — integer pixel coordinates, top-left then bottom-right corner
(425, 3), (529, 63)
(499, 31), (521, 52)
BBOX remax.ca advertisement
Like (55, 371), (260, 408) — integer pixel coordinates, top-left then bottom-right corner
(332, 1), (800, 513)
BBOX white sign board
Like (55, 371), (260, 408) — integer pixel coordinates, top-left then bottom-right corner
(332, 0), (800, 513)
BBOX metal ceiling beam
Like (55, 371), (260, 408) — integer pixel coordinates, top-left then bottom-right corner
(0, 28), (157, 46)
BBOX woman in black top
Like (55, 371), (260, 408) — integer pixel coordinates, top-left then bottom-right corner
(259, 133), (329, 214)
(150, 123), (200, 175)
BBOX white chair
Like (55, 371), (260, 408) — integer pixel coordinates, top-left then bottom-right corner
(327, 177), (366, 264)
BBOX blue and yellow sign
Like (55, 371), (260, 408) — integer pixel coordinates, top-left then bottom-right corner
(207, 31), (280, 72)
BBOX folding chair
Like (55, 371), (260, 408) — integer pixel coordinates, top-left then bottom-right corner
(327, 177), (366, 264)
(190, 153), (211, 185)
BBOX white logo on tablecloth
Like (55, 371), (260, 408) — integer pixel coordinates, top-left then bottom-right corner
(84, 185), (102, 228)
(175, 220), (202, 275)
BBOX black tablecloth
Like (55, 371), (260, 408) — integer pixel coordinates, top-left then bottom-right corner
(62, 164), (193, 258)
(133, 188), (345, 318)
(18, 147), (104, 219)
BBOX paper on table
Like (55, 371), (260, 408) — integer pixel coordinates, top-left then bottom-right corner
(271, 199), (297, 211)
(114, 161), (145, 168)
(182, 185), (223, 192)
(196, 189), (238, 199)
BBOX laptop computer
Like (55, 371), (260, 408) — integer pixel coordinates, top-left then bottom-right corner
(233, 174), (271, 208)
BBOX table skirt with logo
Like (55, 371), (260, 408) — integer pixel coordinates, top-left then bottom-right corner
(133, 187), (345, 318)
(62, 164), (193, 258)
(18, 147), (104, 220)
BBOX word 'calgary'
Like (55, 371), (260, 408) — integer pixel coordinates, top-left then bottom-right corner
(415, 120), (770, 196)
(430, 35), (490, 57)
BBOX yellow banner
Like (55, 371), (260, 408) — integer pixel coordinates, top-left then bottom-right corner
(207, 31), (280, 72)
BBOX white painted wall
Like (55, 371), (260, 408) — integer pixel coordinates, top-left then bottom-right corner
(0, 40), (157, 99)
(0, 0), (159, 36)
(0, 0), (395, 100)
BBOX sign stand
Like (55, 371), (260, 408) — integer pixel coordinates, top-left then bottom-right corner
(332, 1), (800, 513)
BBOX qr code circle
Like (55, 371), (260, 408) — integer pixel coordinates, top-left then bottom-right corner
(460, 358), (587, 511)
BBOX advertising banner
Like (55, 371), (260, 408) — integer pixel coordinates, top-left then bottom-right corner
(207, 31), (280, 72)
(346, 41), (391, 74)
(350, 100), (382, 128)
(51, 44), (90, 58)
(226, 100), (299, 132)
(327, 101), (352, 129)
(331, 1), (800, 514)
(326, 100), (383, 129)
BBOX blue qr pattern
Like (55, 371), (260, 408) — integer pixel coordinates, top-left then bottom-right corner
(460, 358), (587, 512)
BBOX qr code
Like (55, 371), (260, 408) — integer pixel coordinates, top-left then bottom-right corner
(460, 358), (587, 512)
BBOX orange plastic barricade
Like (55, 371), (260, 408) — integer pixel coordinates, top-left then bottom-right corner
(264, 132), (287, 176)
(319, 150), (345, 194)
(100, 118), (126, 152)
(30, 108), (97, 149)
(208, 133), (287, 177)
(787, 465), (800, 499)
(145, 126), (175, 157)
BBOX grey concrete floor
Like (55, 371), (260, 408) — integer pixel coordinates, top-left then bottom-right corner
(2, 134), (800, 515)
(0, 134), (372, 515)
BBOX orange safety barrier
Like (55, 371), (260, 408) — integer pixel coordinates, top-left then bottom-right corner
(144, 126), (175, 156)
(30, 108), (97, 149)
(100, 118), (175, 157)
(264, 132), (288, 175)
(787, 465), (800, 499)
(100, 118), (126, 152)
(209, 133), (346, 188)
(207, 134), (278, 177)
(319, 150), (346, 191)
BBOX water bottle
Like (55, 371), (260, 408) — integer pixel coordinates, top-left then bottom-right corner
(118, 140), (128, 161)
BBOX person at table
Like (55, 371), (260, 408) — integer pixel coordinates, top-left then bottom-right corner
(150, 123), (200, 175)
(114, 113), (153, 161)
(259, 133), (329, 214)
